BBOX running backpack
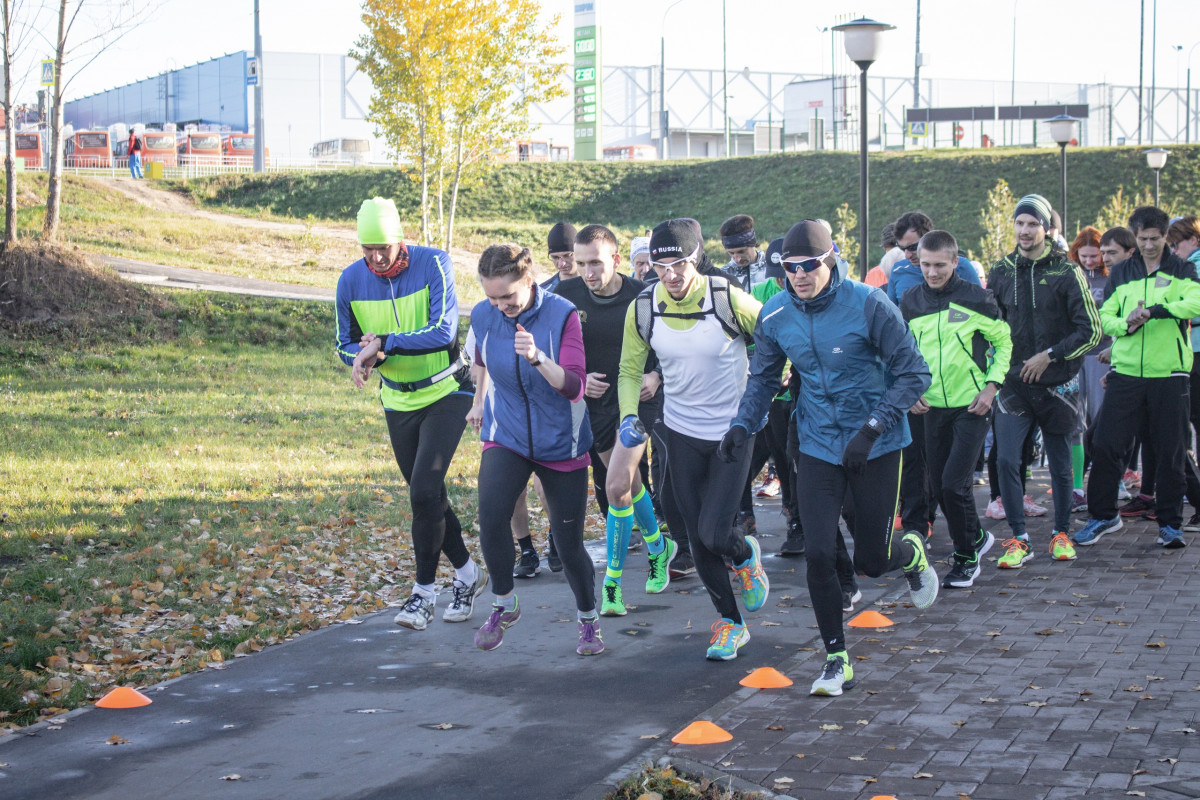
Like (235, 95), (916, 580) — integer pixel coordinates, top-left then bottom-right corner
(633, 275), (751, 346)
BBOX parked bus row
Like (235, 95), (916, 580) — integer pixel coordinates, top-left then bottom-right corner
(12, 129), (272, 169)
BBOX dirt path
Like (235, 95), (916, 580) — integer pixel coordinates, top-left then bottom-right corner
(98, 177), (481, 273)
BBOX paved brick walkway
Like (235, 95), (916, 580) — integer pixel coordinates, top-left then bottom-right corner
(665, 479), (1200, 800)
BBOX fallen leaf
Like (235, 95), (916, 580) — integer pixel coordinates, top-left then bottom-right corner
(432, 722), (455, 730)
(1160, 757), (1179, 765)
(1171, 727), (1197, 734)
(173, 719), (191, 725)
(773, 777), (794, 784)
(1132, 768), (1148, 775)
(639, 734), (660, 740)
(1126, 792), (1145, 798)
(980, 697), (999, 703)
(766, 724), (784, 731)
(1147, 676), (1164, 681)
(793, 753), (805, 759)
(106, 734), (129, 746)
(856, 719), (869, 725)
(819, 723), (843, 731)
(1146, 641), (1166, 648)
(952, 720), (966, 726)
(635, 792), (663, 800)
(1036, 628), (1065, 636)
(1125, 685), (1145, 692)
(760, 621), (781, 627)
(221, 774), (242, 781)
(1026, 701), (1048, 708)
(914, 772), (934, 779)
(849, 756), (866, 761)
(863, 777), (877, 784)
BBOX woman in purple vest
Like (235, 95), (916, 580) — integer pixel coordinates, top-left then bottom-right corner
(467, 243), (603, 655)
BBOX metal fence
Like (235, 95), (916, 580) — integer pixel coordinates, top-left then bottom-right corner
(29, 156), (400, 180)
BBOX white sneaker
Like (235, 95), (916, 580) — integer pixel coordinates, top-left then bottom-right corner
(1118, 482), (1132, 501)
(985, 498), (1006, 520)
(394, 592), (435, 630)
(1023, 495), (1048, 517)
(443, 566), (488, 623)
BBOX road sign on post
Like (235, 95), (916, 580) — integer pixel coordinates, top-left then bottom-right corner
(573, 2), (602, 161)
(245, 56), (259, 86)
(40, 59), (54, 86)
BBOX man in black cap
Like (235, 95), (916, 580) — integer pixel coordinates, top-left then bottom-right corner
(719, 214), (767, 292)
(723, 218), (935, 696)
(542, 221), (579, 291)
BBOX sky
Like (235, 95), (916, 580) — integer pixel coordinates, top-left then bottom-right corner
(10, 0), (1199, 105)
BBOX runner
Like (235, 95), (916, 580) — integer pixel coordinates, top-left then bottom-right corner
(541, 222), (578, 291)
(724, 219), (936, 696)
(338, 197), (485, 631)
(988, 194), (1101, 567)
(719, 214), (768, 292)
(467, 243), (603, 655)
(1074, 206), (1200, 549)
(552, 224), (673, 617)
(618, 218), (768, 661)
(900, 230), (1011, 587)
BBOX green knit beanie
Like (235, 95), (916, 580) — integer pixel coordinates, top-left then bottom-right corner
(357, 197), (402, 244)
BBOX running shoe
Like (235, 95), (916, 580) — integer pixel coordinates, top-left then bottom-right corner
(901, 531), (938, 609)
(705, 618), (749, 661)
(942, 556), (980, 588)
(780, 520), (806, 558)
(974, 529), (995, 558)
(474, 600), (520, 651)
(546, 535), (563, 573)
(734, 535), (769, 612)
(996, 537), (1033, 569)
(645, 537), (678, 594)
(1123, 469), (1142, 490)
(1118, 481), (1132, 501)
(1023, 495), (1048, 517)
(1071, 489), (1088, 513)
(1073, 515), (1122, 546)
(736, 510), (757, 536)
(577, 615), (605, 655)
(1157, 526), (1188, 549)
(1049, 532), (1077, 561)
(394, 592), (435, 630)
(443, 566), (489, 623)
(1145, 508), (1158, 522)
(755, 476), (781, 498)
(810, 653), (855, 696)
(842, 588), (862, 614)
(513, 549), (541, 578)
(600, 581), (627, 617)
(1119, 494), (1155, 517)
(668, 549), (696, 578)
(1184, 512), (1200, 533)
(985, 498), (1006, 520)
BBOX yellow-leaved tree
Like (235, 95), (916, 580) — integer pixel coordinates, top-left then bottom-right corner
(353, 0), (565, 249)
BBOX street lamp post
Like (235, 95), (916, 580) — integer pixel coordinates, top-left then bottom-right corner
(1186, 42), (1200, 144)
(253, 0), (264, 174)
(1047, 115), (1078, 236)
(659, 0), (687, 160)
(833, 17), (895, 279)
(1146, 147), (1169, 206)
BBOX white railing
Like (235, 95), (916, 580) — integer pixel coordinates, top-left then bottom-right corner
(32, 156), (399, 179)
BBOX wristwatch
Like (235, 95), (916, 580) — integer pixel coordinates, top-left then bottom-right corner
(529, 350), (544, 367)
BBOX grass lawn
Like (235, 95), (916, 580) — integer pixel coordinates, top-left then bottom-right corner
(0, 290), (509, 728)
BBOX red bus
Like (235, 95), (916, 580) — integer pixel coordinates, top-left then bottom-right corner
(14, 131), (41, 168)
(67, 130), (112, 167)
(176, 132), (221, 165)
(141, 131), (177, 167)
(223, 133), (269, 167)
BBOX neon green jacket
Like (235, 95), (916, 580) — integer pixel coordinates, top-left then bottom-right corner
(899, 273), (1012, 409)
(1100, 251), (1200, 378)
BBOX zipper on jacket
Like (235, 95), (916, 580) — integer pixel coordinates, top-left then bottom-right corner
(514, 349), (535, 460)
(937, 305), (947, 407)
(806, 309), (841, 451)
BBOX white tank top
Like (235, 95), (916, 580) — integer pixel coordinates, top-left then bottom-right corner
(650, 286), (749, 441)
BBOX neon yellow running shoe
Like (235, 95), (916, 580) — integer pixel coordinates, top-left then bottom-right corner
(997, 537), (1033, 569)
(1049, 532), (1077, 561)
(600, 581), (626, 617)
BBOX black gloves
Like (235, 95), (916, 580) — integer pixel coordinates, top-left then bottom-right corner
(717, 425), (749, 464)
(841, 420), (883, 475)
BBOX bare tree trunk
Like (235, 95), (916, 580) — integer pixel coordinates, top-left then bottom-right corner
(42, 0), (67, 242)
(2, 0), (16, 246)
(418, 114), (429, 246)
(446, 126), (464, 251)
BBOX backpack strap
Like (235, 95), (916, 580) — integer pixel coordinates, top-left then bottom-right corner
(634, 285), (655, 344)
(707, 275), (753, 345)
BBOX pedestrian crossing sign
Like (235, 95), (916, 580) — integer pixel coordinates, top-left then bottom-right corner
(40, 59), (54, 86)
(907, 121), (927, 138)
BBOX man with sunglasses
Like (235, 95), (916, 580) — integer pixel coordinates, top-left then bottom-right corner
(723, 219), (935, 696)
(886, 212), (983, 551)
(617, 218), (767, 661)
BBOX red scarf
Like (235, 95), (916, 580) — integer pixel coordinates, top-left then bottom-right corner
(368, 242), (410, 279)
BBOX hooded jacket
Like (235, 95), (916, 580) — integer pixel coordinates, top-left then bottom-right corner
(1101, 250), (1200, 379)
(886, 254), (980, 306)
(900, 272), (1012, 408)
(986, 243), (1102, 386)
(733, 267), (931, 466)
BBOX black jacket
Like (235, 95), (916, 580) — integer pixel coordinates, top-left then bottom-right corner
(987, 244), (1102, 387)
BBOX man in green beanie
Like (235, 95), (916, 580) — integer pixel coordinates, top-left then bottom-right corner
(337, 197), (486, 631)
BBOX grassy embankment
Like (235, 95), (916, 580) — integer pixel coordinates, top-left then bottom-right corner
(181, 144), (1200, 266)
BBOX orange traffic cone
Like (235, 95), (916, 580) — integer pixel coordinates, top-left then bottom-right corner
(848, 609), (894, 628)
(739, 667), (793, 689)
(870, 796), (900, 800)
(96, 686), (152, 709)
(672, 720), (733, 745)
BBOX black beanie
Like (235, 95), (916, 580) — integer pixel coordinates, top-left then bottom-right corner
(781, 220), (834, 262)
(764, 237), (786, 278)
(547, 222), (577, 254)
(1013, 194), (1053, 232)
(649, 219), (701, 262)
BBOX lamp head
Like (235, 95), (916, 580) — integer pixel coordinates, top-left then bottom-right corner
(1046, 114), (1078, 147)
(832, 17), (896, 69)
(1146, 147), (1169, 170)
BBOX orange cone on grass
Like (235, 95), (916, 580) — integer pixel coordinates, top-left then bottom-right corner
(672, 720), (732, 745)
(96, 686), (152, 708)
(848, 609), (894, 628)
(739, 667), (793, 688)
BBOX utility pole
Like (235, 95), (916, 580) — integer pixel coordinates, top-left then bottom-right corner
(1149, 0), (1157, 143)
(253, 0), (264, 173)
(913, 0), (921, 108)
(1138, 0), (1145, 144)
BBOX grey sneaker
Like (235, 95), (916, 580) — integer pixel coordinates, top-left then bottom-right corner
(474, 600), (521, 651)
(576, 615), (605, 656)
(841, 588), (862, 614)
(394, 592), (435, 631)
(901, 531), (939, 609)
(443, 566), (488, 623)
(513, 549), (541, 578)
